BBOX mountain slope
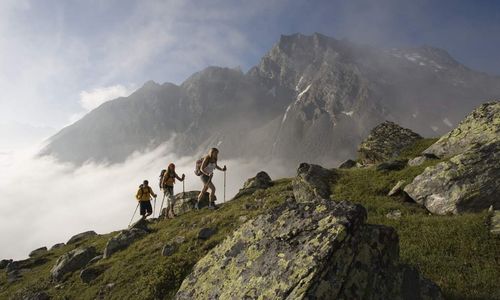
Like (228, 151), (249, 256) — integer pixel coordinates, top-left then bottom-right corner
(41, 33), (500, 166)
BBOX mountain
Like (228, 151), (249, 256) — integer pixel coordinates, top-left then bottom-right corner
(40, 33), (500, 166)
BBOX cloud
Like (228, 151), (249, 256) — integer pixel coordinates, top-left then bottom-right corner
(0, 141), (290, 260)
(79, 84), (135, 111)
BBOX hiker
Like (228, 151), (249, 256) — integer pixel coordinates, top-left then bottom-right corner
(195, 148), (226, 209)
(160, 163), (185, 219)
(135, 180), (157, 219)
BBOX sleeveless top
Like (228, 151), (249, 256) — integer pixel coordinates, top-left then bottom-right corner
(203, 162), (217, 175)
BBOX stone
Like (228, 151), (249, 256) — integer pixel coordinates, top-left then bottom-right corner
(6, 257), (47, 273)
(67, 231), (97, 245)
(50, 243), (65, 251)
(424, 101), (500, 158)
(80, 266), (104, 283)
(238, 216), (248, 223)
(358, 121), (422, 164)
(173, 236), (186, 245)
(87, 255), (103, 266)
(103, 228), (147, 258)
(386, 209), (402, 220)
(376, 160), (407, 172)
(338, 159), (357, 169)
(7, 270), (23, 283)
(0, 259), (12, 269)
(490, 210), (500, 235)
(162, 243), (177, 257)
(292, 163), (337, 203)
(234, 171), (273, 198)
(388, 180), (405, 197)
(198, 228), (216, 240)
(158, 191), (211, 218)
(29, 247), (48, 258)
(176, 198), (442, 299)
(404, 142), (500, 214)
(408, 156), (429, 167)
(12, 289), (50, 300)
(129, 218), (150, 232)
(51, 246), (97, 281)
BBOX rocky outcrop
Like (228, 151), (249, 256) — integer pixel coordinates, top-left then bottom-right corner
(408, 153), (438, 167)
(358, 121), (422, 164)
(490, 210), (500, 235)
(0, 259), (12, 269)
(175, 197), (442, 299)
(103, 228), (147, 258)
(376, 159), (407, 172)
(51, 247), (97, 281)
(129, 218), (150, 232)
(404, 142), (500, 214)
(80, 265), (106, 284)
(198, 228), (217, 240)
(50, 243), (65, 250)
(29, 247), (47, 258)
(338, 159), (358, 169)
(234, 171), (273, 198)
(67, 231), (97, 245)
(388, 181), (405, 197)
(424, 101), (500, 158)
(292, 163), (337, 203)
(159, 191), (211, 218)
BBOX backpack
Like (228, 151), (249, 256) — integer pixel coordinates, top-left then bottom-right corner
(159, 169), (167, 189)
(194, 157), (204, 176)
(136, 184), (145, 200)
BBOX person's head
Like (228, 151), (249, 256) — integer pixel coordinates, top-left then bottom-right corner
(168, 163), (175, 172)
(208, 148), (219, 160)
(143, 180), (149, 186)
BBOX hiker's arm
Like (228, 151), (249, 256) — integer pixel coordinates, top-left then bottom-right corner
(216, 164), (227, 171)
(175, 172), (185, 181)
(150, 187), (157, 198)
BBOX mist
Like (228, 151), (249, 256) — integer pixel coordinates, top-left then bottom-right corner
(0, 141), (291, 260)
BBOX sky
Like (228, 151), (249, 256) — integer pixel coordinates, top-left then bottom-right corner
(0, 0), (499, 132)
(1, 0), (500, 259)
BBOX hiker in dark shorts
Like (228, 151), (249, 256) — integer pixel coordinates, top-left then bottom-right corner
(161, 163), (185, 219)
(136, 180), (157, 219)
(196, 148), (226, 209)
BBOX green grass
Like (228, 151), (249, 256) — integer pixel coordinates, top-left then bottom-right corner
(0, 179), (293, 300)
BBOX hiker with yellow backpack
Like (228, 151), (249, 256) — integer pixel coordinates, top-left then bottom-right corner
(195, 148), (226, 210)
(135, 180), (157, 219)
(159, 163), (185, 219)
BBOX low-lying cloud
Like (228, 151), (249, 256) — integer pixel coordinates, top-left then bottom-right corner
(0, 142), (290, 260)
(79, 84), (135, 111)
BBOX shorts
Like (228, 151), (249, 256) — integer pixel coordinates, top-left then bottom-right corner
(140, 201), (153, 215)
(201, 174), (212, 184)
(164, 186), (176, 206)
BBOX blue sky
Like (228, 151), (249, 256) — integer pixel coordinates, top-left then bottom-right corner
(0, 0), (499, 132)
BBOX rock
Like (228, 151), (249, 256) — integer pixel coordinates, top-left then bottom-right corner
(388, 180), (406, 197)
(12, 289), (50, 300)
(386, 209), (402, 220)
(490, 210), (500, 235)
(67, 231), (97, 245)
(51, 246), (97, 281)
(0, 259), (12, 269)
(50, 243), (65, 251)
(376, 159), (407, 172)
(424, 101), (500, 158)
(162, 243), (177, 257)
(292, 163), (337, 203)
(234, 171), (273, 198)
(158, 191), (211, 218)
(198, 228), (216, 240)
(408, 155), (431, 167)
(173, 236), (186, 245)
(87, 255), (103, 266)
(103, 228), (147, 258)
(338, 159), (358, 169)
(29, 247), (48, 258)
(80, 266), (104, 283)
(176, 198), (442, 299)
(6, 257), (47, 273)
(7, 270), (24, 283)
(129, 218), (150, 232)
(404, 141), (500, 214)
(238, 216), (248, 223)
(358, 121), (423, 164)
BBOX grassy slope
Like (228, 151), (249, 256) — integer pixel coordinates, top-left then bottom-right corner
(1, 138), (498, 299)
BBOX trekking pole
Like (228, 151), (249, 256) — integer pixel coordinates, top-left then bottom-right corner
(129, 203), (139, 227)
(159, 192), (166, 218)
(224, 169), (227, 203)
(153, 197), (156, 218)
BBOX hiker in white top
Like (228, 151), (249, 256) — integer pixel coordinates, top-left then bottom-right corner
(196, 148), (226, 209)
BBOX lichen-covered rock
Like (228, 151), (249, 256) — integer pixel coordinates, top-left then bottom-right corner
(408, 154), (438, 167)
(424, 101), (500, 158)
(103, 228), (147, 258)
(404, 142), (500, 214)
(29, 247), (47, 258)
(490, 210), (500, 235)
(162, 243), (177, 257)
(175, 198), (442, 299)
(386, 209), (402, 220)
(388, 181), (405, 197)
(159, 191), (210, 218)
(50, 243), (65, 251)
(51, 247), (97, 281)
(338, 159), (358, 169)
(358, 121), (422, 164)
(66, 231), (97, 245)
(234, 171), (273, 198)
(129, 218), (150, 232)
(292, 163), (337, 203)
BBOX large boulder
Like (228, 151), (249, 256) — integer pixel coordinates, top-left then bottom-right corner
(358, 121), (422, 164)
(424, 101), (499, 158)
(103, 228), (147, 258)
(404, 142), (500, 214)
(159, 191), (210, 217)
(175, 197), (442, 299)
(292, 163), (336, 203)
(29, 247), (48, 258)
(66, 231), (97, 245)
(0, 259), (12, 269)
(234, 171), (273, 198)
(51, 246), (97, 281)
